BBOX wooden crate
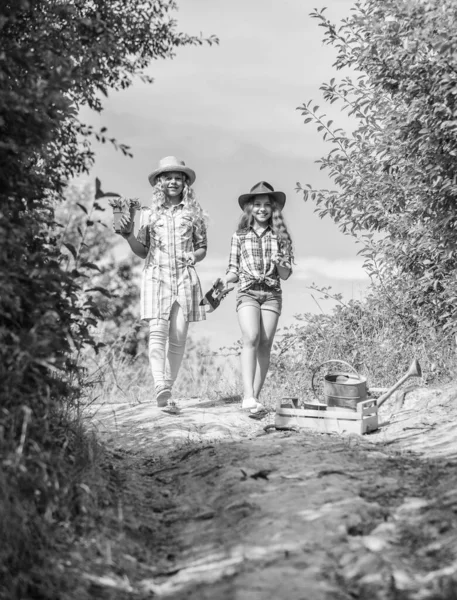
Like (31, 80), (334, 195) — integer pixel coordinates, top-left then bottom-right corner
(274, 397), (378, 435)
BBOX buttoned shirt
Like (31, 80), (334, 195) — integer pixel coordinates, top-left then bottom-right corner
(137, 202), (207, 322)
(226, 226), (290, 292)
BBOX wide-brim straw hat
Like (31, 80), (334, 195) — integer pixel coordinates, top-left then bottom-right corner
(238, 181), (286, 210)
(148, 156), (196, 187)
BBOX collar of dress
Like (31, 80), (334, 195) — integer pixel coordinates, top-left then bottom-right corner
(250, 224), (272, 237)
(161, 199), (184, 210)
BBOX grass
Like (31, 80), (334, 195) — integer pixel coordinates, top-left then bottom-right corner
(0, 413), (113, 600)
(79, 305), (457, 419)
(81, 332), (244, 409)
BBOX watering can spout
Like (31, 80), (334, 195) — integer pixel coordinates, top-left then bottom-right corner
(376, 359), (422, 408)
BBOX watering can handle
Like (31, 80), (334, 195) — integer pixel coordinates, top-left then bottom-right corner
(311, 360), (361, 402)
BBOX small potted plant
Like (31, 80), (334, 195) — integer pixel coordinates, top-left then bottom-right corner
(108, 197), (141, 234)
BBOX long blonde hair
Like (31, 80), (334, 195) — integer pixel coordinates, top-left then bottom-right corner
(237, 198), (294, 261)
(147, 176), (208, 233)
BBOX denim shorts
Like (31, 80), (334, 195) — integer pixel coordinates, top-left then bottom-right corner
(236, 283), (282, 315)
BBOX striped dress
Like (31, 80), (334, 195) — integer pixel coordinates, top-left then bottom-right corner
(137, 203), (207, 322)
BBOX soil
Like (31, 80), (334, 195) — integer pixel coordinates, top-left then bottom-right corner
(59, 385), (457, 599)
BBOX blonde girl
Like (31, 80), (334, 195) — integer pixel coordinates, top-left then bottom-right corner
(216, 181), (293, 416)
(118, 156), (207, 408)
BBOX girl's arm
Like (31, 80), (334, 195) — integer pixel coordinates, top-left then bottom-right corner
(276, 262), (292, 280)
(213, 233), (239, 289)
(185, 247), (207, 265)
(121, 230), (148, 259)
(188, 221), (208, 265)
(225, 271), (239, 284)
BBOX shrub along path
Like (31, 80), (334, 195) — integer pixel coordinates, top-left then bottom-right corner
(62, 387), (457, 599)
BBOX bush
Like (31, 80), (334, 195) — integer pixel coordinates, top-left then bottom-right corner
(298, 0), (457, 335)
(266, 284), (456, 405)
(0, 1), (217, 596)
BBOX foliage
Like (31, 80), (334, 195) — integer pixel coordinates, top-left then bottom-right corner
(0, 0), (217, 596)
(108, 197), (142, 212)
(297, 0), (457, 334)
(266, 284), (456, 406)
(56, 182), (142, 334)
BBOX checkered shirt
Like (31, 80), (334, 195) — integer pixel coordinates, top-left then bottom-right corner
(137, 203), (207, 322)
(226, 226), (290, 292)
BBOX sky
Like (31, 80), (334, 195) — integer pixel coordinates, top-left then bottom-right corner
(77, 0), (369, 349)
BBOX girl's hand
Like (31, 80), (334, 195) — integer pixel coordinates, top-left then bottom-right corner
(115, 213), (133, 236)
(184, 252), (196, 266)
(213, 277), (235, 295)
(271, 253), (291, 269)
(212, 276), (226, 291)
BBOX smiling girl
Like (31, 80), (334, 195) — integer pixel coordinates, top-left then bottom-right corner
(215, 181), (294, 416)
(117, 156), (207, 410)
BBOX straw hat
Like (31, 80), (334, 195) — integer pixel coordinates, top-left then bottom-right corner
(238, 181), (286, 210)
(148, 156), (196, 187)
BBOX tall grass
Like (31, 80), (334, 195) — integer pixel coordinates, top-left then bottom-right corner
(81, 283), (457, 414)
(81, 324), (243, 409)
(264, 284), (457, 407)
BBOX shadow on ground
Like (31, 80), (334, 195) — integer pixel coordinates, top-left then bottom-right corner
(64, 384), (457, 599)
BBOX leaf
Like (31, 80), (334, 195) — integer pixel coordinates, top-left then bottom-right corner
(95, 177), (120, 200)
(81, 262), (101, 272)
(85, 287), (111, 297)
(77, 202), (88, 214)
(63, 243), (78, 260)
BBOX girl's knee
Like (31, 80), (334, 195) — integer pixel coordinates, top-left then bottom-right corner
(242, 334), (260, 349)
(169, 324), (188, 347)
(258, 337), (274, 352)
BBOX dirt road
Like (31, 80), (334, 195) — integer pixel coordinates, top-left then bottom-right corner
(64, 386), (457, 599)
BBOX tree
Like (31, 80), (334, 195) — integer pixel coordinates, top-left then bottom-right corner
(0, 1), (217, 594)
(297, 0), (457, 335)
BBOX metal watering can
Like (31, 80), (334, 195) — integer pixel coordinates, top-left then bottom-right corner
(311, 360), (367, 411)
(311, 359), (422, 411)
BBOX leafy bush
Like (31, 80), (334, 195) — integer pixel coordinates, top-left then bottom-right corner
(265, 284), (456, 407)
(0, 1), (217, 596)
(297, 0), (457, 335)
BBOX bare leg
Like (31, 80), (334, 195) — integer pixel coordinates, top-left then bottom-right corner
(253, 309), (280, 399)
(237, 305), (260, 401)
(164, 301), (189, 389)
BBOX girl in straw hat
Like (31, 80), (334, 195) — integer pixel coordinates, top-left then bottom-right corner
(117, 156), (207, 409)
(214, 181), (293, 417)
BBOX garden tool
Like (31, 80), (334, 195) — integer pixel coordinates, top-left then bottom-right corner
(376, 359), (422, 408)
(200, 280), (234, 312)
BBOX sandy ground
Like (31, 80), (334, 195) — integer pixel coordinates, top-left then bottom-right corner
(62, 385), (457, 599)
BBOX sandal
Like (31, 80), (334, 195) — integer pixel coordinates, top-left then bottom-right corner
(248, 408), (269, 420)
(241, 397), (262, 410)
(162, 401), (180, 415)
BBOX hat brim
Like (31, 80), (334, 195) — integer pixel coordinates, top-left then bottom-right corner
(238, 190), (286, 210)
(148, 165), (196, 187)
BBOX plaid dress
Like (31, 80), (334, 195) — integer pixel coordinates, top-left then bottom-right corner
(137, 203), (207, 322)
(227, 226), (290, 292)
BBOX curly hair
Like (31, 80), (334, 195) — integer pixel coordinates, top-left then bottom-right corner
(146, 175), (208, 234)
(237, 198), (294, 262)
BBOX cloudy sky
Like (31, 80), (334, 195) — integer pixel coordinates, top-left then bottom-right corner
(78, 0), (369, 348)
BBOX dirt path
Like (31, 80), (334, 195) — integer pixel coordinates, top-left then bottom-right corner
(64, 387), (457, 599)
